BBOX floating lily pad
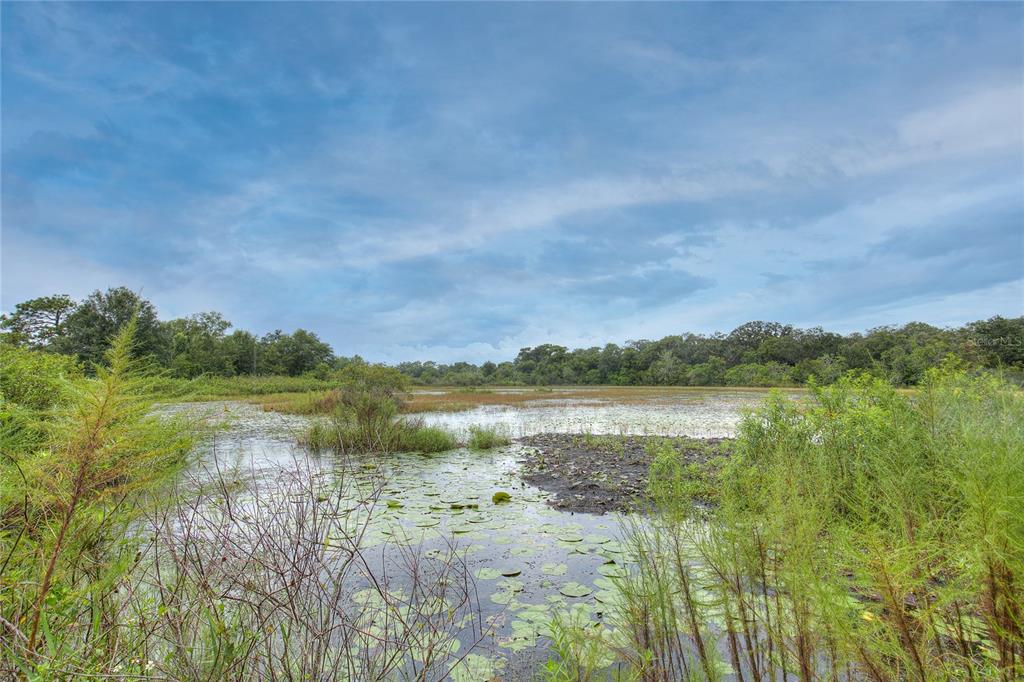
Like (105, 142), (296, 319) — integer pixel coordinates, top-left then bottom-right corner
(451, 654), (500, 682)
(492, 491), (512, 504)
(497, 578), (525, 593)
(474, 567), (502, 580)
(541, 562), (568, 576)
(500, 567), (522, 577)
(490, 590), (517, 605)
(559, 582), (592, 598)
(598, 563), (628, 578)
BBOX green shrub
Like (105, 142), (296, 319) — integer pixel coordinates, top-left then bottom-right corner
(467, 425), (511, 449)
(0, 343), (81, 411)
(560, 366), (1024, 679)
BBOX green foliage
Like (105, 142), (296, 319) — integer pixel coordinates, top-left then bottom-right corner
(647, 439), (724, 506)
(1, 317), (197, 668)
(467, 425), (511, 450)
(543, 608), (629, 681)
(164, 373), (335, 397)
(577, 366), (1024, 680)
(723, 361), (795, 387)
(297, 364), (455, 453)
(0, 344), (83, 461)
(0, 343), (82, 413)
(397, 424), (458, 453)
(6, 290), (1019, 387)
(0, 294), (76, 349)
(55, 287), (167, 368)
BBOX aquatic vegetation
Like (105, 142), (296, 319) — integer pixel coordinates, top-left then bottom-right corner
(398, 424), (459, 453)
(557, 366), (1024, 680)
(467, 424), (512, 449)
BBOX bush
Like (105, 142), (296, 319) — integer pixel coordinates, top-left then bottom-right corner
(466, 425), (511, 450)
(0, 343), (81, 411)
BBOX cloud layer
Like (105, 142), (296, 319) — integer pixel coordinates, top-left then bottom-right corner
(3, 3), (1022, 362)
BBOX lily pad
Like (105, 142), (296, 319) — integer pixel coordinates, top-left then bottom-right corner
(474, 567), (502, 580)
(597, 563), (628, 578)
(490, 590), (517, 605)
(451, 654), (500, 682)
(492, 491), (512, 504)
(559, 582), (593, 598)
(541, 562), (568, 576)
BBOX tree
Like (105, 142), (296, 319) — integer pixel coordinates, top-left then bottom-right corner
(56, 288), (166, 368)
(223, 329), (258, 375)
(0, 294), (77, 349)
(257, 329), (334, 376)
(164, 312), (234, 377)
(648, 349), (686, 385)
(967, 316), (1024, 369)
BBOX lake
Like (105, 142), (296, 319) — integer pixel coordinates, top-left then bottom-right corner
(172, 388), (777, 679)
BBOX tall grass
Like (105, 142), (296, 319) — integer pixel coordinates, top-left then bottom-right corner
(565, 366), (1023, 680)
(467, 425), (511, 450)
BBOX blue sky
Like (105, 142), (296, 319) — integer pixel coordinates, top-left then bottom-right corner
(2, 2), (1022, 362)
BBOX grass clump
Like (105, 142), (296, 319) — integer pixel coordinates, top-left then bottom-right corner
(467, 425), (511, 450)
(397, 423), (458, 453)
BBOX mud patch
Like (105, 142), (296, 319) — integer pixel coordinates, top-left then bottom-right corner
(517, 433), (732, 514)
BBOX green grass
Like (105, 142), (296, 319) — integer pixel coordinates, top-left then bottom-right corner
(466, 425), (511, 450)
(397, 424), (459, 453)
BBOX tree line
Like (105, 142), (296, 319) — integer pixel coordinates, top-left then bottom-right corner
(3, 287), (1022, 386)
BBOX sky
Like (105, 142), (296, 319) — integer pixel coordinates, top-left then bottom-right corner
(2, 2), (1022, 363)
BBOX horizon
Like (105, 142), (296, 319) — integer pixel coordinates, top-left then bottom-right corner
(3, 2), (1023, 363)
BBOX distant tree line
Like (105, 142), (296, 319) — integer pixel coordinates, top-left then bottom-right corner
(1, 287), (334, 378)
(2, 287), (1022, 387)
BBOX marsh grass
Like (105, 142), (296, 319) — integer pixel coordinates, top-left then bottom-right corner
(557, 366), (1023, 680)
(398, 423), (459, 453)
(466, 425), (511, 450)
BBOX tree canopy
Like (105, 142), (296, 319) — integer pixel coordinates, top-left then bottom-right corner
(3, 288), (1021, 387)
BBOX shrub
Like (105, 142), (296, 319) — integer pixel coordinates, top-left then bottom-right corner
(1, 319), (196, 667)
(467, 425), (511, 450)
(0, 343), (81, 411)
(559, 366), (1024, 679)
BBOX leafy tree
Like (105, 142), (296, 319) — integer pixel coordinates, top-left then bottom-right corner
(165, 312), (234, 377)
(648, 349), (687, 385)
(724, 361), (794, 387)
(257, 329), (334, 376)
(967, 315), (1024, 368)
(55, 288), (166, 368)
(0, 294), (77, 349)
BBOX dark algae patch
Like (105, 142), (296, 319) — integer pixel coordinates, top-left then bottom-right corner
(517, 433), (732, 513)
